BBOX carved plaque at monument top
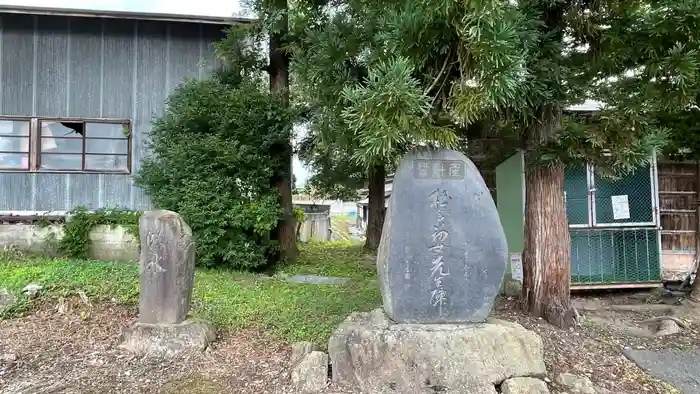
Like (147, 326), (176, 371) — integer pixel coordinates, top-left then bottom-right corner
(377, 148), (508, 324)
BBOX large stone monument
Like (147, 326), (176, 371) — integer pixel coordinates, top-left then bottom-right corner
(377, 148), (508, 323)
(120, 210), (215, 358)
(328, 148), (549, 394)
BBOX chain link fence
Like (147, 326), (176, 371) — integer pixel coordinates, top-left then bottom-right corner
(593, 164), (655, 225)
(564, 163), (655, 226)
(565, 163), (660, 284)
(571, 228), (661, 283)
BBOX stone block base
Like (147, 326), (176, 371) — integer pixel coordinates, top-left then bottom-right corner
(119, 319), (215, 358)
(328, 309), (546, 394)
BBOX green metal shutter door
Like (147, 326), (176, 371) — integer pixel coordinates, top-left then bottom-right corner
(565, 165), (590, 226)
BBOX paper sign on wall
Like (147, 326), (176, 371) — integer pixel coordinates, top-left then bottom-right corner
(611, 195), (630, 220)
(510, 253), (523, 282)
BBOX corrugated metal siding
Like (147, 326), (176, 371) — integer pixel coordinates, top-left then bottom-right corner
(0, 14), (226, 212)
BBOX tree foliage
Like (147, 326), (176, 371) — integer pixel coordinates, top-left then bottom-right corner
(285, 0), (700, 323)
(288, 0), (539, 250)
(135, 38), (300, 268)
(290, 0), (533, 171)
(297, 134), (366, 200)
(287, 0), (700, 188)
(594, 1), (700, 163)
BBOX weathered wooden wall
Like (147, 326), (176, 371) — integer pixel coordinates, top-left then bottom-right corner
(657, 161), (698, 276)
(0, 13), (226, 213)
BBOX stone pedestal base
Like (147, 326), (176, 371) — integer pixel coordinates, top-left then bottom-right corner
(119, 319), (216, 358)
(328, 309), (547, 394)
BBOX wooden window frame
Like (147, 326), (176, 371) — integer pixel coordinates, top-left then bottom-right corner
(0, 116), (132, 174)
(0, 117), (32, 171)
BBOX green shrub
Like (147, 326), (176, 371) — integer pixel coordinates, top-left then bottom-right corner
(134, 73), (299, 269)
(292, 207), (305, 223)
(56, 207), (141, 259)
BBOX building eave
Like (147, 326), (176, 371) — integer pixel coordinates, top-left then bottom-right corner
(0, 5), (254, 25)
(566, 100), (605, 112)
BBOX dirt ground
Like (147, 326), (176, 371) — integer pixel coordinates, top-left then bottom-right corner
(0, 298), (293, 394)
(495, 291), (698, 394)
(1, 292), (698, 394)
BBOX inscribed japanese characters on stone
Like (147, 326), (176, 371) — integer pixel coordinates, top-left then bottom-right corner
(377, 148), (508, 324)
(138, 210), (196, 325)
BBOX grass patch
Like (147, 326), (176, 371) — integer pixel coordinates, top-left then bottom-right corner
(192, 271), (379, 346)
(331, 215), (356, 239)
(332, 215), (355, 223)
(281, 242), (376, 280)
(0, 243), (381, 347)
(0, 258), (140, 303)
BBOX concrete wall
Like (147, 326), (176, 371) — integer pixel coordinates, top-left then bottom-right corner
(293, 199), (357, 216)
(495, 150), (525, 296)
(0, 13), (227, 213)
(1, 213), (336, 260)
(297, 213), (331, 243)
(0, 223), (139, 261)
(295, 203), (331, 214)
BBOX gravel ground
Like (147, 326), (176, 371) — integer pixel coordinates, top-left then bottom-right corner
(0, 295), (693, 394)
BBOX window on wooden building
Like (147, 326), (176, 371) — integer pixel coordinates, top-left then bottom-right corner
(0, 119), (30, 170)
(0, 117), (131, 174)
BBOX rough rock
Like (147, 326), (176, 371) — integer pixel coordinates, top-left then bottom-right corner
(119, 319), (216, 358)
(291, 351), (328, 393)
(328, 309), (546, 394)
(291, 341), (317, 366)
(501, 377), (550, 394)
(655, 319), (680, 336)
(555, 373), (596, 394)
(0, 288), (17, 313)
(21, 283), (42, 298)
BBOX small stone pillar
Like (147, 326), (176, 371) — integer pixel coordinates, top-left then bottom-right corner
(120, 210), (215, 358)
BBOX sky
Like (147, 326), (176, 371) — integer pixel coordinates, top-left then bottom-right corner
(0, 0), (313, 186)
(0, 0), (242, 17)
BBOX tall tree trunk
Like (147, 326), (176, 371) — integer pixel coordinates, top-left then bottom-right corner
(520, 102), (575, 328)
(689, 161), (700, 299)
(518, 1), (574, 327)
(521, 161), (576, 327)
(364, 164), (386, 251)
(269, 0), (298, 262)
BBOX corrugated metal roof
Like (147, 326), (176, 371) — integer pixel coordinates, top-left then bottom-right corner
(566, 100), (605, 112)
(0, 5), (253, 25)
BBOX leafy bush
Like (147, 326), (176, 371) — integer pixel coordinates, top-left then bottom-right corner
(135, 73), (299, 269)
(56, 207), (141, 259)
